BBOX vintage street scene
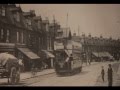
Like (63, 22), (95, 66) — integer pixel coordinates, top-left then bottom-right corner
(0, 4), (120, 86)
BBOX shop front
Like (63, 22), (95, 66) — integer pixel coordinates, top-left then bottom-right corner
(41, 50), (55, 68)
(92, 52), (113, 62)
(17, 48), (40, 71)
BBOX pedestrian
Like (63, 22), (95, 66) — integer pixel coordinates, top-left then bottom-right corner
(31, 64), (36, 77)
(101, 66), (105, 82)
(107, 64), (113, 86)
(69, 54), (73, 61)
(18, 58), (24, 72)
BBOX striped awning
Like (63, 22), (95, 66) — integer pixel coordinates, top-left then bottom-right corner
(17, 48), (40, 60)
(92, 52), (99, 57)
(42, 50), (55, 58)
(92, 52), (113, 58)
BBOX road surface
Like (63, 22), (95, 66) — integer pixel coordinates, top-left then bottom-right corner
(27, 61), (118, 86)
(0, 61), (119, 86)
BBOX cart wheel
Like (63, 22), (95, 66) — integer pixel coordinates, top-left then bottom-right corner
(9, 67), (17, 85)
(79, 67), (82, 73)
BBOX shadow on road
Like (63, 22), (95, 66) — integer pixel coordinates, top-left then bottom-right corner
(56, 70), (89, 77)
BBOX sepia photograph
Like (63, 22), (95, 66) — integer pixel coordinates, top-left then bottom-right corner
(0, 4), (120, 87)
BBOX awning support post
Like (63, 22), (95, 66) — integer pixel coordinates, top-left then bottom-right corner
(51, 58), (54, 68)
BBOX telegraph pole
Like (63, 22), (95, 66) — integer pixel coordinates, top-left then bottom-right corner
(53, 15), (55, 39)
(66, 13), (68, 39)
(53, 15), (56, 51)
(78, 25), (80, 36)
(64, 13), (69, 49)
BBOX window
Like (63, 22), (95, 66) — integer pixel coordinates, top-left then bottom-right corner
(0, 8), (1, 15)
(1, 29), (4, 39)
(1, 6), (5, 16)
(27, 19), (31, 26)
(41, 37), (43, 48)
(17, 31), (19, 43)
(50, 38), (52, 50)
(21, 32), (23, 44)
(29, 34), (31, 38)
(38, 20), (41, 29)
(16, 12), (20, 22)
(14, 12), (20, 22)
(6, 29), (9, 43)
(47, 37), (49, 50)
(29, 34), (32, 45)
(46, 24), (49, 32)
(39, 37), (40, 43)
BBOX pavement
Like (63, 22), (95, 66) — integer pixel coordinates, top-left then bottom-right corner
(20, 69), (55, 81)
(0, 69), (55, 84)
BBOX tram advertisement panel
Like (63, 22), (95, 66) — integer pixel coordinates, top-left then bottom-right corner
(71, 53), (82, 70)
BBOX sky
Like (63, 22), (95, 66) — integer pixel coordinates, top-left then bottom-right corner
(19, 4), (120, 39)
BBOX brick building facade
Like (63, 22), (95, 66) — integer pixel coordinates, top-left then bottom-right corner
(0, 4), (60, 71)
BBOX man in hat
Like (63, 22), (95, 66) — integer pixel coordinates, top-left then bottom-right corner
(107, 64), (113, 86)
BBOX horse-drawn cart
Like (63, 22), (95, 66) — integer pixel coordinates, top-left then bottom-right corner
(0, 53), (20, 85)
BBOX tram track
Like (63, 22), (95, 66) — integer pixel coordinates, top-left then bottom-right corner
(18, 73), (56, 86)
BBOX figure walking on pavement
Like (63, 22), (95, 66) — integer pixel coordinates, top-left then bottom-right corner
(107, 64), (113, 86)
(101, 66), (105, 82)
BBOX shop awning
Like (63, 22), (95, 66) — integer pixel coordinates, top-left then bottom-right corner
(42, 50), (55, 58)
(17, 48), (40, 60)
(92, 52), (113, 58)
(92, 52), (99, 57)
(102, 52), (113, 58)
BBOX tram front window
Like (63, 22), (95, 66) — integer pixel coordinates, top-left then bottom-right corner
(55, 51), (67, 62)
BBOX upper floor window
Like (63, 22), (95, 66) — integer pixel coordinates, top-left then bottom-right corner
(1, 29), (4, 39)
(46, 24), (49, 32)
(0, 6), (6, 16)
(0, 8), (1, 15)
(17, 31), (19, 43)
(21, 32), (24, 44)
(27, 19), (31, 26)
(14, 12), (20, 22)
(6, 29), (9, 43)
(16, 12), (20, 22)
(38, 20), (41, 29)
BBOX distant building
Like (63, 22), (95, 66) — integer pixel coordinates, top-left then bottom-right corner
(72, 33), (120, 62)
